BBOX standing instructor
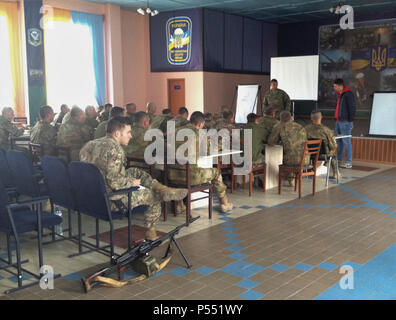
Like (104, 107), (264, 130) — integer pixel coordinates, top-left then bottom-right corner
(333, 78), (355, 169)
(262, 79), (291, 118)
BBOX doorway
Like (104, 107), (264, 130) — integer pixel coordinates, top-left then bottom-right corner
(168, 78), (185, 117)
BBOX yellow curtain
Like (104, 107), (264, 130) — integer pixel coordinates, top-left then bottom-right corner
(43, 8), (71, 26)
(0, 1), (23, 117)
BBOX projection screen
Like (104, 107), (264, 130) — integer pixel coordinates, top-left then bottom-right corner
(369, 92), (396, 136)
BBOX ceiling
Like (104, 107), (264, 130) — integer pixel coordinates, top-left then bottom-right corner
(84, 0), (396, 24)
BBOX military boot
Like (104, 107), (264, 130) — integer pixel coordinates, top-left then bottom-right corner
(220, 195), (233, 212)
(175, 200), (186, 215)
(145, 227), (159, 241)
(152, 183), (188, 202)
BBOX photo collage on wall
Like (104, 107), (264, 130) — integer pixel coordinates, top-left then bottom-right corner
(319, 20), (396, 111)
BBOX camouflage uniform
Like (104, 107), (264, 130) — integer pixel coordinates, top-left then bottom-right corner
(168, 123), (227, 199)
(128, 113), (136, 125)
(215, 118), (235, 152)
(61, 112), (71, 125)
(204, 119), (216, 130)
(52, 111), (67, 126)
(85, 117), (99, 140)
(79, 136), (161, 228)
(244, 122), (268, 164)
(150, 114), (172, 131)
(98, 110), (110, 123)
(123, 124), (152, 170)
(268, 121), (309, 180)
(258, 116), (280, 142)
(263, 89), (291, 117)
(305, 123), (338, 176)
(158, 114), (173, 133)
(56, 118), (92, 162)
(0, 115), (24, 150)
(171, 115), (190, 129)
(30, 121), (57, 156)
(94, 120), (108, 140)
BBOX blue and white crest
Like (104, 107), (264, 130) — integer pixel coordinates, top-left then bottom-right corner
(166, 16), (192, 65)
(28, 28), (42, 47)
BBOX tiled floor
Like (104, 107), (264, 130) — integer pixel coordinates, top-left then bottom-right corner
(1, 161), (396, 300)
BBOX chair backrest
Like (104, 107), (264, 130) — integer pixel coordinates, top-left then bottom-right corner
(308, 138), (327, 156)
(300, 140), (322, 170)
(68, 161), (111, 220)
(0, 179), (11, 224)
(6, 150), (41, 197)
(0, 148), (14, 188)
(28, 142), (42, 165)
(41, 156), (76, 210)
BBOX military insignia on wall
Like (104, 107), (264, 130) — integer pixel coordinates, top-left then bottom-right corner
(371, 45), (388, 72)
(28, 28), (42, 47)
(166, 16), (192, 65)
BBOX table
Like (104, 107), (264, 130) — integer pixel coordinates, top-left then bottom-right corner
(335, 135), (352, 140)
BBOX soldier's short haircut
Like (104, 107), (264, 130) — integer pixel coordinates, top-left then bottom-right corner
(311, 110), (322, 120)
(110, 107), (125, 118)
(107, 116), (132, 134)
(1, 107), (13, 116)
(220, 105), (229, 113)
(70, 106), (83, 119)
(247, 113), (258, 123)
(135, 111), (149, 124)
(264, 107), (276, 116)
(85, 105), (95, 113)
(204, 112), (212, 120)
(147, 102), (156, 113)
(334, 78), (344, 86)
(39, 106), (53, 120)
(105, 103), (113, 110)
(223, 110), (234, 121)
(60, 104), (68, 112)
(162, 109), (172, 115)
(279, 111), (292, 123)
(126, 102), (136, 110)
(190, 111), (205, 126)
(270, 79), (278, 83)
(178, 107), (188, 115)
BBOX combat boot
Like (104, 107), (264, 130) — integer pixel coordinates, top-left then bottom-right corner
(145, 227), (159, 241)
(175, 200), (186, 215)
(220, 195), (233, 212)
(152, 183), (188, 202)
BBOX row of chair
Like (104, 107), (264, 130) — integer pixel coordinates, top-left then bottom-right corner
(0, 149), (147, 294)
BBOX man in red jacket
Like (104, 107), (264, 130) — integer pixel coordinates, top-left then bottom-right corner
(333, 78), (356, 169)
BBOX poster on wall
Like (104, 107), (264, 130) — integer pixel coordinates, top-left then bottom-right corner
(150, 8), (202, 72)
(319, 19), (396, 112)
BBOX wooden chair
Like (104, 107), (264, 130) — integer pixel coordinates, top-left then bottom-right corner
(278, 140), (322, 199)
(232, 139), (266, 196)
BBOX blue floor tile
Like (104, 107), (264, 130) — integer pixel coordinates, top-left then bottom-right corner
(317, 262), (338, 271)
(221, 227), (236, 232)
(333, 204), (345, 208)
(225, 238), (241, 245)
(317, 205), (329, 209)
(7, 273), (32, 283)
(236, 279), (259, 290)
(123, 268), (140, 280)
(348, 204), (361, 208)
(364, 203), (389, 211)
(229, 252), (248, 260)
(220, 222), (235, 227)
(195, 266), (216, 276)
(221, 261), (264, 278)
(302, 205), (314, 209)
(169, 267), (191, 277)
(63, 272), (85, 282)
(220, 217), (233, 221)
(256, 205), (267, 209)
(240, 206), (252, 209)
(240, 290), (265, 300)
(151, 270), (165, 278)
(224, 232), (238, 238)
(269, 264), (290, 272)
(227, 245), (244, 252)
(272, 205), (282, 209)
(294, 263), (313, 272)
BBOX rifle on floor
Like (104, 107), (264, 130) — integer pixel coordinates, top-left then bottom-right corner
(81, 216), (200, 293)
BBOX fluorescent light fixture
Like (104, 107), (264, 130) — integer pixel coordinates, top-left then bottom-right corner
(151, 10), (159, 16)
(137, 8), (145, 15)
(146, 7), (151, 14)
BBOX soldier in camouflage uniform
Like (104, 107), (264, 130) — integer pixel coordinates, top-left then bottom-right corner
(146, 102), (162, 127)
(305, 110), (339, 179)
(0, 107), (25, 150)
(245, 113), (268, 164)
(94, 107), (126, 140)
(215, 110), (235, 132)
(213, 105), (229, 125)
(56, 106), (92, 162)
(263, 79), (291, 118)
(158, 109), (173, 133)
(52, 104), (69, 128)
(30, 106), (57, 156)
(80, 116), (188, 240)
(84, 106), (99, 139)
(268, 111), (309, 186)
(126, 102), (137, 124)
(98, 103), (113, 123)
(258, 106), (280, 142)
(168, 111), (233, 213)
(170, 107), (189, 129)
(204, 113), (216, 130)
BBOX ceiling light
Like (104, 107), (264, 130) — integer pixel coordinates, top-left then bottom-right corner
(136, 0), (159, 16)
(151, 10), (159, 16)
(137, 8), (145, 15)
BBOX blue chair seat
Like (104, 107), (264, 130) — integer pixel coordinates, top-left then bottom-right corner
(0, 207), (62, 234)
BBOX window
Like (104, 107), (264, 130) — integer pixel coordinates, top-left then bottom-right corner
(0, 14), (14, 108)
(44, 19), (97, 112)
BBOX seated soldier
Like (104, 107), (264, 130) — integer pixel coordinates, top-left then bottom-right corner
(30, 105), (57, 156)
(52, 104), (69, 128)
(259, 106), (279, 142)
(94, 106), (126, 140)
(56, 106), (92, 162)
(158, 109), (173, 133)
(85, 106), (99, 139)
(80, 116), (188, 240)
(245, 113), (268, 165)
(204, 113), (216, 130)
(215, 110), (235, 132)
(171, 107), (190, 129)
(146, 102), (160, 125)
(0, 107), (25, 150)
(98, 103), (113, 123)
(305, 110), (339, 179)
(268, 111), (309, 187)
(123, 111), (152, 170)
(126, 102), (137, 124)
(168, 111), (233, 214)
(214, 105), (229, 124)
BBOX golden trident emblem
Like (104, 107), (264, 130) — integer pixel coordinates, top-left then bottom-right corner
(371, 46), (387, 71)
